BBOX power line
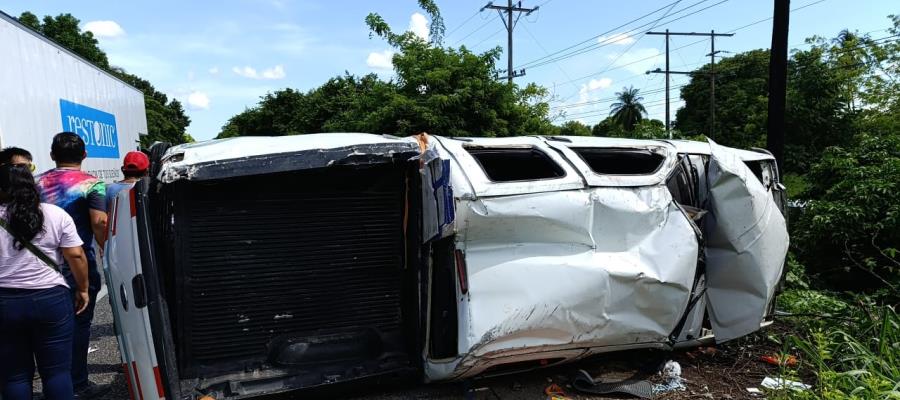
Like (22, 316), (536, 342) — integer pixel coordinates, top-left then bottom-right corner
(521, 23), (582, 96)
(550, 0), (684, 105)
(558, 38), (898, 124)
(520, 0), (732, 71)
(470, 27), (506, 50)
(551, 0), (832, 89)
(446, 10), (482, 38)
(452, 16), (495, 46)
(515, 0), (688, 69)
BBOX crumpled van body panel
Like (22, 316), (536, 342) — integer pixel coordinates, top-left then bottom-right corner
(424, 136), (788, 380)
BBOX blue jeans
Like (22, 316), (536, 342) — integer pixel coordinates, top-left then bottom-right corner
(0, 285), (75, 400)
(62, 257), (101, 390)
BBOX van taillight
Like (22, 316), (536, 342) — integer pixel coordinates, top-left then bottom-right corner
(454, 249), (468, 294)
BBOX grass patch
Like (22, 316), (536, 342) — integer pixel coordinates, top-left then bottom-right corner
(772, 289), (900, 399)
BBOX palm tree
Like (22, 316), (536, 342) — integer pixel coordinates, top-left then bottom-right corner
(609, 86), (647, 131)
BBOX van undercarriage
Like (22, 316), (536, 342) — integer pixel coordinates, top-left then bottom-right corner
(143, 143), (425, 398)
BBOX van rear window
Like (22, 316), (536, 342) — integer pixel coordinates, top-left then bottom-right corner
(572, 148), (665, 175)
(465, 147), (565, 182)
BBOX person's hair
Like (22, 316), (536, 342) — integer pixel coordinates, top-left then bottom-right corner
(0, 147), (33, 164)
(51, 132), (86, 164)
(0, 164), (44, 249)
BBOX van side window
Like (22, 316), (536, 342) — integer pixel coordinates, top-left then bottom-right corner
(743, 160), (774, 189)
(572, 148), (665, 175)
(667, 156), (699, 208)
(465, 147), (566, 182)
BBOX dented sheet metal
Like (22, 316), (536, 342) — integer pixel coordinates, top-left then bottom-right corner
(703, 140), (789, 342)
(425, 135), (788, 381)
(429, 184), (699, 379)
(158, 133), (421, 183)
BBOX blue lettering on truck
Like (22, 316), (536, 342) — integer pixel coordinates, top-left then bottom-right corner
(59, 99), (120, 158)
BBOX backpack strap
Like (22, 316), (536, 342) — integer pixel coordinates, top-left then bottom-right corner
(0, 219), (60, 272)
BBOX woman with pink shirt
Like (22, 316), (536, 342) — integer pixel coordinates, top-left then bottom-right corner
(0, 163), (89, 400)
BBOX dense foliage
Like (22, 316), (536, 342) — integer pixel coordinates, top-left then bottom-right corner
(18, 12), (193, 147)
(219, 0), (554, 138)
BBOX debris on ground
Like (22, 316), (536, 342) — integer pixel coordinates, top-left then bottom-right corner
(87, 345), (99, 354)
(571, 369), (653, 399)
(544, 383), (571, 400)
(652, 360), (686, 395)
(761, 376), (811, 391)
(746, 387), (763, 396)
(685, 346), (718, 359)
(759, 353), (798, 367)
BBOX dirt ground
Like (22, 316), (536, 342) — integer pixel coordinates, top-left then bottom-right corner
(43, 294), (796, 400)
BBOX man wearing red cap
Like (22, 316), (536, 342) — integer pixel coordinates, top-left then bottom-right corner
(105, 151), (150, 213)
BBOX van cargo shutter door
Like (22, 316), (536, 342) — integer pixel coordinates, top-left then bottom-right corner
(704, 140), (789, 343)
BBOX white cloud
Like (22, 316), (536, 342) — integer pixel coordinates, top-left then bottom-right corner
(261, 65), (286, 79)
(186, 91), (210, 110)
(208, 67), (219, 75)
(232, 66), (258, 78)
(598, 33), (635, 46)
(578, 77), (613, 96)
(232, 65), (286, 80)
(587, 77), (613, 91)
(409, 12), (429, 41)
(366, 50), (395, 70)
(610, 48), (662, 74)
(82, 20), (126, 38)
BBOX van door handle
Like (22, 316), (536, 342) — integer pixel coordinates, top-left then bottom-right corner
(132, 274), (147, 309)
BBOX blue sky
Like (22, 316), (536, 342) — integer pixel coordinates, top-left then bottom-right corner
(3, 0), (897, 140)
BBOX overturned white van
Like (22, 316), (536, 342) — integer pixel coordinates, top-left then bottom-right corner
(104, 133), (787, 399)
(422, 135), (788, 380)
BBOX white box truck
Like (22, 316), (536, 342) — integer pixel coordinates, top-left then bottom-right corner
(0, 10), (147, 180)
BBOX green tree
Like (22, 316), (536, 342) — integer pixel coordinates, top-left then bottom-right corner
(630, 119), (667, 139)
(19, 12), (110, 69)
(18, 12), (191, 147)
(220, 0), (555, 138)
(674, 49), (770, 149)
(609, 86), (646, 131)
(792, 131), (900, 292)
(557, 120), (591, 136)
(591, 117), (623, 137)
(674, 22), (898, 173)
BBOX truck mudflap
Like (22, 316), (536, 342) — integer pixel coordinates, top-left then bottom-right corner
(704, 140), (789, 343)
(104, 186), (169, 400)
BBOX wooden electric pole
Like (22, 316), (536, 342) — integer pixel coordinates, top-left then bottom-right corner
(647, 30), (734, 139)
(482, 1), (539, 83)
(768, 0), (790, 173)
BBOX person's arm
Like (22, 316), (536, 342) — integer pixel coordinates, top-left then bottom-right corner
(89, 208), (108, 251)
(62, 245), (90, 314)
(87, 180), (108, 252)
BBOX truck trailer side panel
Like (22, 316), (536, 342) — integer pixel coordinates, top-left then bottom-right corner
(0, 11), (147, 180)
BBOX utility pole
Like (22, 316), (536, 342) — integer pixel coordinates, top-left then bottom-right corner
(706, 30), (727, 140)
(647, 30), (734, 139)
(482, 1), (539, 83)
(768, 0), (790, 173)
